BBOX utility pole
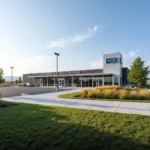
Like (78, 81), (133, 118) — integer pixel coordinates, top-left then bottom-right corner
(10, 67), (14, 86)
(54, 52), (60, 91)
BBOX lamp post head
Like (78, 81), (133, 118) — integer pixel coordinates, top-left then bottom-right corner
(54, 52), (60, 56)
(10, 67), (14, 69)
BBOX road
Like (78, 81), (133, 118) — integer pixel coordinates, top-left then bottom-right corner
(0, 87), (69, 98)
(2, 88), (150, 116)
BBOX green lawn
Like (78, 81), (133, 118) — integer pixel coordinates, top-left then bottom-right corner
(144, 85), (150, 89)
(0, 102), (150, 150)
(58, 92), (150, 102)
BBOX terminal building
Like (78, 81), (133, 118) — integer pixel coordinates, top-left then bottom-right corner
(23, 52), (130, 87)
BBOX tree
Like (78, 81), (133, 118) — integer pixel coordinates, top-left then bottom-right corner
(0, 68), (5, 105)
(18, 76), (22, 84)
(128, 57), (150, 87)
(15, 80), (19, 84)
(0, 68), (5, 84)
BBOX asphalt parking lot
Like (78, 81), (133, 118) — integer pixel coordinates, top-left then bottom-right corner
(0, 87), (68, 98)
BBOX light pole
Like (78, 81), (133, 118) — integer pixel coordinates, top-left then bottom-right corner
(10, 67), (14, 86)
(54, 52), (60, 91)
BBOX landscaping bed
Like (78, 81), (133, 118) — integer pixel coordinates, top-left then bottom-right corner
(58, 86), (150, 102)
(0, 102), (150, 150)
(58, 92), (150, 102)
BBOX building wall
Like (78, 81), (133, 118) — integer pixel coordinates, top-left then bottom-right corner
(23, 69), (103, 83)
(23, 73), (40, 85)
(103, 52), (123, 77)
(122, 68), (130, 85)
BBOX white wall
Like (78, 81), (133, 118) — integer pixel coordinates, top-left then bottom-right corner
(103, 52), (123, 86)
(103, 52), (123, 77)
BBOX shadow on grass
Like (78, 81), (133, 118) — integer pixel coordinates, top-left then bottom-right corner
(0, 104), (149, 150)
(0, 101), (20, 108)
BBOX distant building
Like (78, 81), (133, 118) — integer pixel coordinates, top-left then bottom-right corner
(23, 52), (130, 87)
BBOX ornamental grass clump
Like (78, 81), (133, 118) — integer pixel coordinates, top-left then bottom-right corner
(87, 89), (97, 98)
(119, 90), (129, 100)
(96, 86), (118, 91)
(111, 89), (119, 99)
(103, 89), (113, 99)
(129, 90), (139, 100)
(81, 89), (88, 98)
(96, 90), (104, 98)
(139, 90), (149, 100)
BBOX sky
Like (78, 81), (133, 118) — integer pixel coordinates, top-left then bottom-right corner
(0, 0), (150, 77)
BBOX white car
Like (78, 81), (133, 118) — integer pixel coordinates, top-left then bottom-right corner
(26, 82), (35, 87)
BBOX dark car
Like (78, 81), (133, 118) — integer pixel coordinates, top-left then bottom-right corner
(19, 82), (26, 87)
(26, 82), (35, 87)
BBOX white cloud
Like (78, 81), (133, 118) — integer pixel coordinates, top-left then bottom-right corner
(47, 25), (99, 48)
(47, 38), (69, 48)
(89, 58), (103, 69)
(123, 50), (140, 58)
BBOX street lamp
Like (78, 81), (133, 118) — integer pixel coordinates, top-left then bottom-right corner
(54, 52), (60, 91)
(10, 67), (14, 86)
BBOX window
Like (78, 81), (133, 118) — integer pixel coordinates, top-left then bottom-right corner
(114, 77), (118, 85)
(65, 77), (72, 87)
(104, 76), (112, 85)
(73, 77), (82, 87)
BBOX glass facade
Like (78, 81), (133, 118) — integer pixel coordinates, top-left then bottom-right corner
(73, 77), (82, 87)
(114, 77), (118, 85)
(104, 76), (112, 86)
(39, 75), (118, 87)
(65, 77), (72, 87)
(93, 77), (103, 87)
(82, 77), (92, 87)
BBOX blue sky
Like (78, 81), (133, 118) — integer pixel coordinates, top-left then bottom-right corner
(0, 0), (150, 76)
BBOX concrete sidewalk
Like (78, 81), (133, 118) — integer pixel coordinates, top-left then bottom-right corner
(2, 88), (150, 116)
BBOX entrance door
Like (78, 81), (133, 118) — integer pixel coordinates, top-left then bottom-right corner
(94, 78), (103, 87)
(58, 79), (65, 87)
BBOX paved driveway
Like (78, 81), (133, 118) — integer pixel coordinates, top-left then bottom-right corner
(0, 86), (70, 98)
(2, 88), (150, 116)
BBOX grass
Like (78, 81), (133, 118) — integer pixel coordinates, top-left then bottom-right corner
(144, 85), (150, 89)
(58, 92), (150, 102)
(0, 101), (150, 150)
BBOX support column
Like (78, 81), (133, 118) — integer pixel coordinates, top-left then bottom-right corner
(92, 76), (93, 87)
(41, 79), (43, 86)
(81, 76), (82, 87)
(54, 77), (55, 87)
(33, 77), (34, 84)
(72, 76), (73, 87)
(47, 77), (48, 86)
(118, 77), (120, 87)
(112, 75), (114, 86)
(103, 75), (104, 86)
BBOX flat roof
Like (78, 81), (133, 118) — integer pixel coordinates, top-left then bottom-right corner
(28, 73), (115, 78)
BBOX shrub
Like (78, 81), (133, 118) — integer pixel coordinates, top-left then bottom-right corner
(81, 89), (88, 98)
(129, 91), (139, 100)
(96, 90), (104, 98)
(111, 89), (119, 99)
(87, 89), (96, 98)
(139, 90), (149, 100)
(119, 90), (129, 99)
(103, 89), (113, 99)
(96, 86), (118, 91)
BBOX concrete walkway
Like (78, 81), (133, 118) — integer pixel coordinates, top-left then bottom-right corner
(2, 88), (150, 116)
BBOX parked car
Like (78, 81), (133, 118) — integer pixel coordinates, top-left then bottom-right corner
(26, 82), (35, 87)
(19, 82), (26, 87)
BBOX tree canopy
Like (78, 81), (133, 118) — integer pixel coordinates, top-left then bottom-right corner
(128, 57), (150, 85)
(0, 68), (5, 84)
(18, 76), (22, 84)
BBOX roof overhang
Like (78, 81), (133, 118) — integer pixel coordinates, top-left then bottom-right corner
(28, 73), (115, 78)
